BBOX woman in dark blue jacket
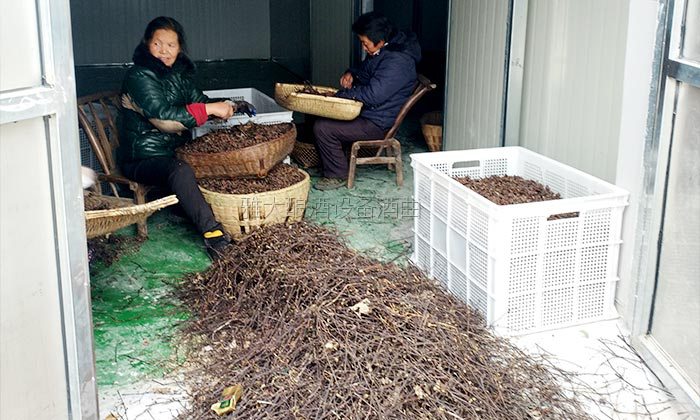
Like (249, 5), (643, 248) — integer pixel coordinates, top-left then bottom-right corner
(313, 12), (421, 190)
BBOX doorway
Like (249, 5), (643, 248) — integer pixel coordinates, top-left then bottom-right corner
(372, 0), (449, 113)
(633, 0), (700, 410)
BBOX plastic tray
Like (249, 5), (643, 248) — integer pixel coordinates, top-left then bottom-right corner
(192, 88), (293, 138)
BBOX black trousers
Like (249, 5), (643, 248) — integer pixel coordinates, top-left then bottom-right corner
(313, 117), (386, 178)
(121, 157), (220, 234)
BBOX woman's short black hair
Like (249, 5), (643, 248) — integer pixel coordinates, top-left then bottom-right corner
(142, 16), (188, 54)
(351, 12), (396, 44)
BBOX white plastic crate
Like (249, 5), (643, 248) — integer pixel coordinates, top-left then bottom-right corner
(410, 147), (629, 335)
(192, 88), (293, 138)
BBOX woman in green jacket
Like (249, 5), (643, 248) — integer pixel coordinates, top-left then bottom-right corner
(118, 16), (255, 259)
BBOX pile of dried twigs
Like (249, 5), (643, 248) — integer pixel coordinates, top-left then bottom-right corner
(175, 222), (590, 419)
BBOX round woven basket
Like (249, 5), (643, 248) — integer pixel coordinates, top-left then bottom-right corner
(420, 111), (443, 152)
(176, 124), (296, 179)
(199, 168), (310, 239)
(275, 83), (362, 121)
(84, 193), (178, 239)
(291, 141), (320, 168)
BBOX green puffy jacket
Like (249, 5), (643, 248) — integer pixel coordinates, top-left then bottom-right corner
(117, 44), (213, 165)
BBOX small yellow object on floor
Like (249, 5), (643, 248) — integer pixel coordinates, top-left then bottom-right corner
(210, 384), (244, 416)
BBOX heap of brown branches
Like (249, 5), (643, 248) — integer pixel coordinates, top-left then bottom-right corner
(175, 222), (591, 419)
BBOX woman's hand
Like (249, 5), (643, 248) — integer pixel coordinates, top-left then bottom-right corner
(340, 72), (354, 89)
(232, 100), (256, 117)
(206, 101), (234, 119)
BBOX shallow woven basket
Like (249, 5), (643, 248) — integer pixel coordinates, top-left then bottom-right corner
(84, 193), (178, 239)
(275, 83), (362, 121)
(199, 168), (310, 239)
(176, 124), (296, 179)
(420, 111), (443, 152)
(291, 141), (320, 168)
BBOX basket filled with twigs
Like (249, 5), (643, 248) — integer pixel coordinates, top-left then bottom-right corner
(198, 164), (310, 239)
(275, 82), (362, 121)
(84, 192), (178, 239)
(291, 140), (320, 168)
(420, 111), (443, 152)
(177, 122), (296, 179)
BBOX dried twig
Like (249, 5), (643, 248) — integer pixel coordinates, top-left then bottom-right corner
(174, 222), (592, 419)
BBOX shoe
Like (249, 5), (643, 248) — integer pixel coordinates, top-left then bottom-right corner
(313, 177), (347, 191)
(203, 229), (231, 260)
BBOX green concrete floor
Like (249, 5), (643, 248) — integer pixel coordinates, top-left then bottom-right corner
(90, 114), (431, 391)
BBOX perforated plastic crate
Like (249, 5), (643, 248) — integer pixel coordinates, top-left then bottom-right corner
(410, 147), (629, 335)
(192, 88), (293, 138)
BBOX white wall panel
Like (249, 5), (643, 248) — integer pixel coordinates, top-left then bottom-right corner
(444, 0), (509, 150)
(0, 118), (69, 420)
(519, 0), (629, 182)
(0, 0), (41, 90)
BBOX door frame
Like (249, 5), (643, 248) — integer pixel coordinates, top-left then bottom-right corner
(0, 0), (98, 417)
(629, 0), (700, 411)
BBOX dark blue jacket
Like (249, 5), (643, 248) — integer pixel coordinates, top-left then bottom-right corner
(335, 31), (421, 131)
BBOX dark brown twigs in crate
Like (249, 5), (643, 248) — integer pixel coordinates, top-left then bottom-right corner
(455, 175), (579, 220)
(175, 222), (591, 419)
(176, 122), (296, 179)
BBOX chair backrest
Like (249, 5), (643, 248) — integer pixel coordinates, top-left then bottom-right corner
(384, 74), (436, 140)
(77, 91), (122, 176)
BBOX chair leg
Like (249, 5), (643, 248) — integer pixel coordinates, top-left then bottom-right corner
(134, 187), (148, 237)
(348, 144), (359, 189)
(387, 146), (394, 171)
(393, 140), (403, 186)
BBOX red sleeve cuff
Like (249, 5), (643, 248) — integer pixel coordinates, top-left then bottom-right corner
(186, 103), (208, 126)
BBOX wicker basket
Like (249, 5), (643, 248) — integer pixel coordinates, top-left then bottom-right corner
(84, 193), (178, 239)
(291, 141), (320, 168)
(199, 168), (310, 238)
(176, 124), (296, 179)
(275, 83), (362, 120)
(420, 111), (443, 152)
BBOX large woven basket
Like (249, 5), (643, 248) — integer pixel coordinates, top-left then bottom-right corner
(275, 83), (362, 120)
(84, 193), (178, 239)
(291, 141), (320, 168)
(420, 111), (443, 152)
(199, 168), (310, 238)
(176, 124), (296, 179)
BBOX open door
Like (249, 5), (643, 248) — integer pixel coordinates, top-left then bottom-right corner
(631, 0), (700, 412)
(0, 0), (98, 418)
(310, 0), (360, 87)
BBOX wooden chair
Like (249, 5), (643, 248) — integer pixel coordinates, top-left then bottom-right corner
(77, 91), (152, 236)
(347, 74), (436, 189)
